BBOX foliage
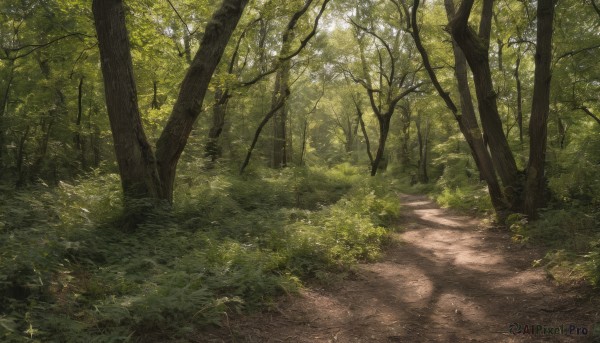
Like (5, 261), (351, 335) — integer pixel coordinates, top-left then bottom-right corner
(434, 185), (493, 216)
(0, 164), (400, 342)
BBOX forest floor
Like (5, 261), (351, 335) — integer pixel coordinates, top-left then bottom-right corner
(204, 194), (600, 342)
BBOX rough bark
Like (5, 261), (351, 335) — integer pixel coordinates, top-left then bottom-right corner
(93, 0), (163, 202)
(524, 0), (555, 218)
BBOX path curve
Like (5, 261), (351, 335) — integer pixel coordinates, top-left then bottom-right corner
(206, 194), (600, 342)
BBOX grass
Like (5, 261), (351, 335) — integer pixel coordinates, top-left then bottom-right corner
(0, 164), (401, 342)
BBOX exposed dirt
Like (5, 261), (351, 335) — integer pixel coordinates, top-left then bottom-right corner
(203, 194), (600, 342)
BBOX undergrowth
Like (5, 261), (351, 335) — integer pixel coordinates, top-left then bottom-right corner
(0, 164), (400, 342)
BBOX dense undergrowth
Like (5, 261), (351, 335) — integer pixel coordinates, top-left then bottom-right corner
(0, 164), (401, 342)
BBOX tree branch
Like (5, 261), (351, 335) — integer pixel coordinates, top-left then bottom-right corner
(1, 32), (91, 61)
(228, 17), (261, 74)
(280, 0), (330, 61)
(406, 0), (458, 116)
(166, 0), (192, 36)
(349, 18), (395, 86)
(556, 43), (600, 62)
(389, 82), (425, 111)
(239, 65), (280, 86)
(576, 106), (600, 126)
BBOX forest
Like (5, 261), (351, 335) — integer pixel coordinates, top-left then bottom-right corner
(1, 0), (599, 341)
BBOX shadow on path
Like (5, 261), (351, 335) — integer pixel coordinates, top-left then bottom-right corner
(205, 194), (600, 343)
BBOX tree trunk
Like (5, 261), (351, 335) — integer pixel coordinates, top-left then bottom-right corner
(557, 117), (566, 149)
(151, 80), (160, 110)
(355, 102), (374, 166)
(449, 27), (506, 212)
(271, 1), (312, 169)
(154, 0), (248, 202)
(416, 116), (429, 183)
(450, 0), (521, 211)
(75, 77), (87, 169)
(409, 0), (507, 216)
(371, 116), (391, 176)
(93, 0), (163, 202)
(271, 64), (289, 168)
(300, 118), (308, 166)
(450, 0), (519, 187)
(523, 0), (555, 218)
(0, 60), (14, 171)
(515, 54), (524, 143)
(205, 88), (229, 163)
(399, 104), (411, 171)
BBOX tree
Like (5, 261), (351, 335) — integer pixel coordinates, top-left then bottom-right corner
(346, 3), (424, 176)
(239, 0), (330, 172)
(270, 0), (330, 169)
(92, 0), (248, 208)
(407, 0), (555, 219)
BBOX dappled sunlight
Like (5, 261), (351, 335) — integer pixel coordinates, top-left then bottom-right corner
(432, 292), (490, 325)
(402, 227), (507, 271)
(210, 194), (600, 342)
(410, 209), (480, 228)
(363, 262), (435, 307)
(403, 200), (431, 207)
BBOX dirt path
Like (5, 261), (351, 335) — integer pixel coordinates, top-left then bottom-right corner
(206, 194), (600, 342)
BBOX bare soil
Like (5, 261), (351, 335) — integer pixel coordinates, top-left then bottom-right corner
(203, 194), (600, 342)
